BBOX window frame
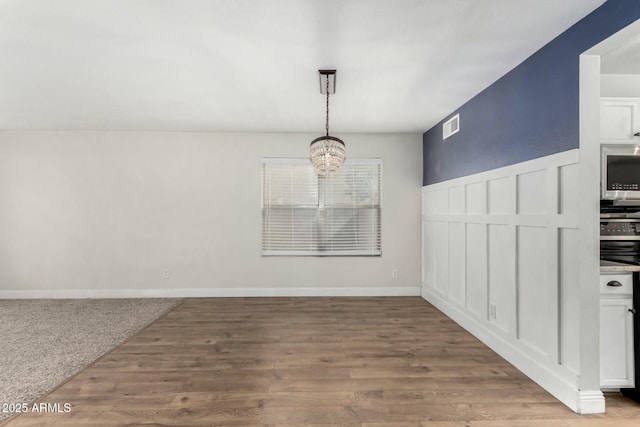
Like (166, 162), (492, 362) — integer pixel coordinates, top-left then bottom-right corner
(261, 157), (382, 257)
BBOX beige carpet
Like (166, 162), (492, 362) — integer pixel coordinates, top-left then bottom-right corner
(0, 298), (181, 421)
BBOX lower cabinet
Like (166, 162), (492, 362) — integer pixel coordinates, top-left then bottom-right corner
(600, 273), (635, 389)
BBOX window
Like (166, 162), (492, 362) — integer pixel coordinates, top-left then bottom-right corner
(262, 158), (382, 256)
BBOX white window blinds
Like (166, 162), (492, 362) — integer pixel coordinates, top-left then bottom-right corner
(262, 158), (382, 256)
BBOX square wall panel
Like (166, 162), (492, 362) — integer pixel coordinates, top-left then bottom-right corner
(517, 170), (546, 215)
(466, 182), (485, 215)
(448, 186), (464, 215)
(433, 189), (448, 215)
(488, 177), (511, 215)
(559, 163), (578, 215)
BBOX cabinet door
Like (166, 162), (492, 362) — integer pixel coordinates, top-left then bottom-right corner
(600, 100), (638, 141)
(600, 298), (635, 388)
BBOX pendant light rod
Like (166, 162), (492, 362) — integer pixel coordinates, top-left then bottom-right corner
(319, 69), (336, 138)
(325, 73), (330, 137)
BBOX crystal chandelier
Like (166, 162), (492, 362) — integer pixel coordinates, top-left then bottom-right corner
(310, 70), (345, 176)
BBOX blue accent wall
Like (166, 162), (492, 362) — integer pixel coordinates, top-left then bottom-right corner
(423, 0), (640, 186)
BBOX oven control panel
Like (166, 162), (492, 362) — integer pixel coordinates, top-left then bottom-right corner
(600, 221), (640, 236)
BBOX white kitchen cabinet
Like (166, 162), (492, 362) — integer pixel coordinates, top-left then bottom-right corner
(600, 273), (635, 389)
(600, 98), (640, 143)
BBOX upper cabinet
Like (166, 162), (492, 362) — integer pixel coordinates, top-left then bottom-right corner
(601, 98), (640, 143)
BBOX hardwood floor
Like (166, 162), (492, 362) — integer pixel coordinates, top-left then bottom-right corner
(3, 297), (639, 426)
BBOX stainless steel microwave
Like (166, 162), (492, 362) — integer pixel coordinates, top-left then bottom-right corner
(602, 145), (640, 201)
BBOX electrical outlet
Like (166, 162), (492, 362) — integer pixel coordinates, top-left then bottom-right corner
(490, 304), (497, 319)
(162, 270), (171, 280)
(391, 269), (398, 279)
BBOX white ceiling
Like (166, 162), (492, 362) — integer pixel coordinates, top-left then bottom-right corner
(0, 0), (606, 133)
(601, 35), (640, 74)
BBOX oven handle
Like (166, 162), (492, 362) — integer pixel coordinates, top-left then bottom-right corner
(600, 236), (640, 241)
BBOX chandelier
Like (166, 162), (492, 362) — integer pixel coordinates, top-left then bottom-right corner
(310, 70), (346, 176)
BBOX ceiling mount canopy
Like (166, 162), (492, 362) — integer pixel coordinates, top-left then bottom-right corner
(310, 70), (345, 176)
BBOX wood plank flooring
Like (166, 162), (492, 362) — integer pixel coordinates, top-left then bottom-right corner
(2, 297), (639, 426)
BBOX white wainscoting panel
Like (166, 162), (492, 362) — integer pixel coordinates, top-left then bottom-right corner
(559, 163), (579, 215)
(466, 182), (485, 215)
(517, 170), (547, 214)
(433, 220), (449, 297)
(465, 223), (486, 318)
(448, 222), (466, 308)
(422, 149), (587, 413)
(488, 177), (511, 214)
(559, 227), (580, 375)
(517, 225), (548, 356)
(488, 224), (511, 333)
(449, 185), (465, 215)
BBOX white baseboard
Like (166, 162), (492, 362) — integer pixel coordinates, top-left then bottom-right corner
(577, 391), (606, 414)
(0, 286), (421, 299)
(421, 288), (603, 414)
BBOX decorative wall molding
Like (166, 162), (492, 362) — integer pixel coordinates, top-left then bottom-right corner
(422, 288), (583, 412)
(421, 149), (599, 413)
(0, 286), (421, 299)
(577, 391), (606, 415)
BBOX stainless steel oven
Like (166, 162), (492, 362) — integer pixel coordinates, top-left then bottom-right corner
(600, 218), (640, 265)
(601, 212), (640, 401)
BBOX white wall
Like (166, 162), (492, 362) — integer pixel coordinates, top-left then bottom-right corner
(421, 149), (597, 413)
(0, 131), (422, 297)
(601, 74), (640, 97)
